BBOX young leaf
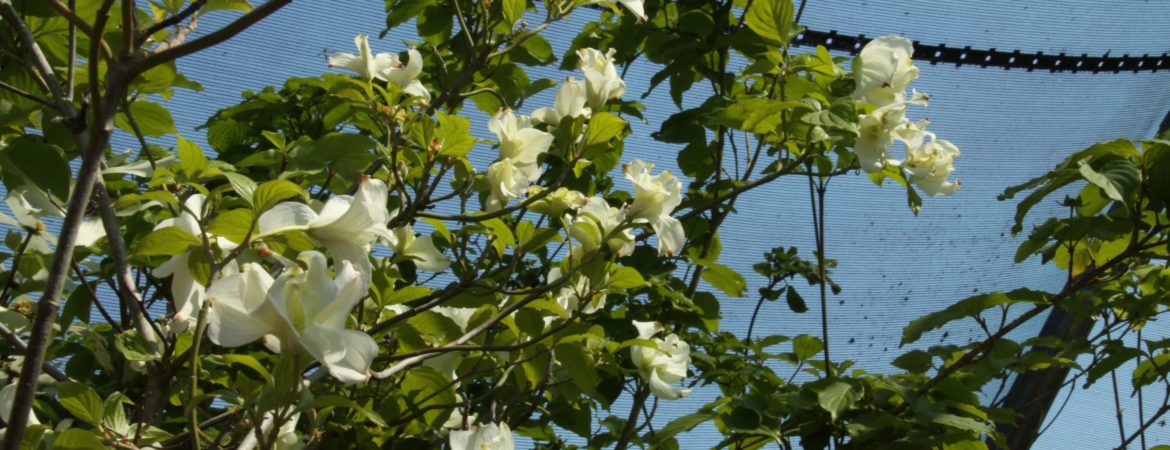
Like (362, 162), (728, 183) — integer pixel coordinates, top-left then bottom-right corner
(133, 227), (201, 258)
(57, 382), (104, 426)
(253, 179), (307, 213)
(701, 263), (747, 297)
(817, 381), (858, 421)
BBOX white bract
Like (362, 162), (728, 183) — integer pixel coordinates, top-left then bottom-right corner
(0, 381), (38, 426)
(855, 103), (908, 173)
(328, 35), (429, 100)
(485, 109), (554, 211)
(206, 253), (378, 384)
(449, 422), (515, 450)
(387, 225), (450, 272)
(567, 196), (635, 258)
(577, 48), (627, 111)
(532, 77), (591, 126)
(853, 35), (919, 108)
(630, 321), (692, 400)
(259, 178), (391, 283)
(548, 267), (603, 318)
(623, 160), (685, 256)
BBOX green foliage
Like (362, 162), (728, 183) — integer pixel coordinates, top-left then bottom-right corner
(0, 0), (1164, 448)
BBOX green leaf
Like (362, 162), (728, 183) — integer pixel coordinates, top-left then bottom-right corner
(313, 395), (388, 427)
(294, 132), (374, 166)
(115, 100), (175, 137)
(203, 0), (254, 12)
(1000, 139), (1138, 234)
(785, 285), (808, 313)
(1077, 158), (1140, 204)
(52, 428), (105, 450)
(514, 35), (555, 66)
(707, 98), (808, 134)
(481, 218), (515, 257)
(902, 289), (1047, 346)
(207, 208), (255, 244)
(221, 171), (256, 205)
(555, 342), (599, 397)
(177, 137), (208, 176)
(932, 413), (992, 434)
(58, 382), (104, 426)
(817, 381), (858, 421)
(502, 0), (525, 26)
(253, 179), (307, 213)
(793, 334), (823, 362)
(0, 138), (71, 200)
(608, 265), (647, 288)
(744, 0), (795, 46)
(386, 0), (435, 29)
(384, 285), (433, 305)
(650, 412), (711, 444)
(701, 263), (747, 297)
(892, 350), (933, 374)
(1145, 140), (1170, 204)
(581, 112), (628, 158)
(114, 330), (159, 361)
(211, 354), (271, 380)
(133, 226), (201, 258)
(436, 113), (475, 157)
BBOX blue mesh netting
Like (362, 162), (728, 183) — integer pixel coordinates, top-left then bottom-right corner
(42, 0), (1170, 447)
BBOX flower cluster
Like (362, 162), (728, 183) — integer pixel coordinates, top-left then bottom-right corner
(853, 35), (961, 196)
(485, 46), (627, 212)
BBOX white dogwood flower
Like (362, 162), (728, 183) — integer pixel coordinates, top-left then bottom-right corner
(532, 77), (591, 126)
(259, 178), (392, 283)
(567, 196), (635, 258)
(484, 109), (553, 211)
(577, 48), (627, 110)
(623, 160), (685, 256)
(449, 422), (515, 450)
(896, 122), (961, 196)
(630, 321), (692, 400)
(485, 158), (531, 213)
(853, 35), (919, 108)
(206, 253), (378, 384)
(328, 35), (429, 100)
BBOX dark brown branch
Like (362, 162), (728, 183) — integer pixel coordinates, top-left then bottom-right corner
(139, 0), (207, 45)
(129, 0), (291, 78)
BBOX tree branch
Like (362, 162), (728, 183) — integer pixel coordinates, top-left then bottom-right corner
(129, 0), (291, 78)
(138, 0), (207, 45)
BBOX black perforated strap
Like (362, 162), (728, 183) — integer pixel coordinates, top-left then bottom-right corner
(794, 29), (1170, 74)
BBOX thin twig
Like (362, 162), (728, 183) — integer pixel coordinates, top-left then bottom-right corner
(0, 81), (58, 109)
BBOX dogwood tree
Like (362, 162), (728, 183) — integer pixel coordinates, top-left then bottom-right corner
(0, 0), (1166, 449)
